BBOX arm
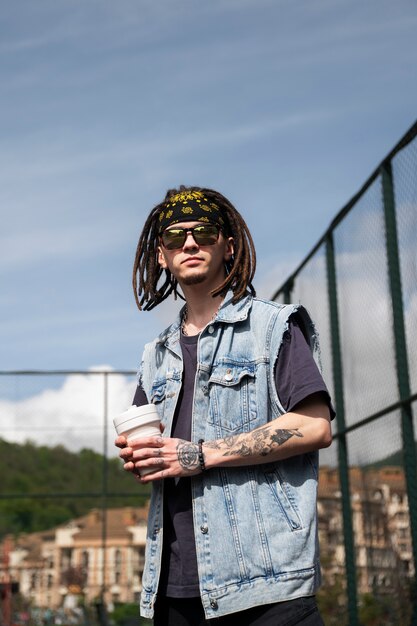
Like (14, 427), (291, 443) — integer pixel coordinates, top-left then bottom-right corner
(117, 392), (331, 481)
(204, 392), (331, 468)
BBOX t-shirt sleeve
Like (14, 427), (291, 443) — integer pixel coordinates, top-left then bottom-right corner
(132, 385), (148, 406)
(275, 314), (335, 418)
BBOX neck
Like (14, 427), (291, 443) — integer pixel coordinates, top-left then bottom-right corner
(181, 291), (224, 335)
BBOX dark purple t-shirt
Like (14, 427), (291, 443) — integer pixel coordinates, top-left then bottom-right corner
(132, 314), (334, 597)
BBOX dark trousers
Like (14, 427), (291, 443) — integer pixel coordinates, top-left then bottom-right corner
(153, 595), (324, 626)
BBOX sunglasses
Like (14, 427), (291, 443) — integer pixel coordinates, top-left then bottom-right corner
(160, 224), (221, 250)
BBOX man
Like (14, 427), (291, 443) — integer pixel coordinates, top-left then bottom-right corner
(116, 186), (333, 625)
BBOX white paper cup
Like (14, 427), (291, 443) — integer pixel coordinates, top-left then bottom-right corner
(113, 404), (161, 476)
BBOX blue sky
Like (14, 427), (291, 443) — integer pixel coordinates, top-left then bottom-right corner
(1, 0), (416, 372)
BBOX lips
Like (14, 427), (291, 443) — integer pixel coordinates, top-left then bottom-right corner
(181, 256), (203, 265)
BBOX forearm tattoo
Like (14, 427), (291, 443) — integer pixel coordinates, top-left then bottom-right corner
(177, 440), (199, 471)
(205, 426), (303, 458)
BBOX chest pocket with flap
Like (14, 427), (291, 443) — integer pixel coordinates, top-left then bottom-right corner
(207, 361), (257, 433)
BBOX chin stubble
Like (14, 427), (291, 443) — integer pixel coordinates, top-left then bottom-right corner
(181, 272), (207, 286)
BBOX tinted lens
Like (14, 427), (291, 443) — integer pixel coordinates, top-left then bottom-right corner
(161, 225), (220, 249)
(192, 225), (219, 245)
(161, 229), (186, 249)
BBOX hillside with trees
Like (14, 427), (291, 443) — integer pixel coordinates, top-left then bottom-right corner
(0, 438), (150, 538)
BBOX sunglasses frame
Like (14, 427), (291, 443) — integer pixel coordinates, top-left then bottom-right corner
(160, 224), (221, 250)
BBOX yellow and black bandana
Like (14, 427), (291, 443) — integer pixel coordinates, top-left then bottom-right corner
(158, 190), (226, 233)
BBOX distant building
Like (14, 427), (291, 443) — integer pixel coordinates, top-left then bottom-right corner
(0, 466), (413, 610)
(0, 506), (148, 609)
(318, 465), (413, 597)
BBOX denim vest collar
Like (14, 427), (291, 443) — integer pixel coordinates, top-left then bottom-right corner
(157, 290), (252, 350)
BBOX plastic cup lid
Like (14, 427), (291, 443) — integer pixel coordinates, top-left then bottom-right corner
(113, 404), (160, 431)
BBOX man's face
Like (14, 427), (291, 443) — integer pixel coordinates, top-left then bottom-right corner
(157, 221), (234, 289)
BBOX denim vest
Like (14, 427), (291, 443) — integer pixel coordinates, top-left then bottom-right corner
(138, 293), (322, 619)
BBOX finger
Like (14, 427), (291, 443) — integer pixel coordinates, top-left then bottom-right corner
(119, 447), (134, 460)
(131, 446), (163, 461)
(128, 435), (164, 448)
(135, 455), (165, 470)
(133, 455), (166, 478)
(123, 461), (135, 472)
(139, 468), (167, 483)
(115, 436), (128, 449)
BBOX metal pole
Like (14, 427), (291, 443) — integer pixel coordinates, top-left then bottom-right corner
(2, 536), (12, 626)
(101, 372), (109, 611)
(381, 161), (417, 622)
(325, 232), (359, 625)
(283, 279), (293, 304)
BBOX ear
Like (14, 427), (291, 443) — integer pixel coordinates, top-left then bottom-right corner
(223, 237), (234, 262)
(157, 245), (168, 269)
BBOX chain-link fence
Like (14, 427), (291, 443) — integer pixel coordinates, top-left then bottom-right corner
(1, 121), (416, 626)
(272, 120), (417, 625)
(0, 371), (152, 626)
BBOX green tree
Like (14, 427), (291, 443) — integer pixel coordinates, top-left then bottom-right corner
(358, 593), (395, 626)
(0, 438), (150, 538)
(317, 573), (348, 626)
(110, 603), (152, 626)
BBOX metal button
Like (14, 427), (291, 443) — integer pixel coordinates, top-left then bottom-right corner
(208, 325), (214, 334)
(224, 368), (233, 382)
(200, 524), (208, 534)
(210, 599), (218, 609)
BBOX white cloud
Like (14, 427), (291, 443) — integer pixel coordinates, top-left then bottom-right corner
(0, 368), (137, 456)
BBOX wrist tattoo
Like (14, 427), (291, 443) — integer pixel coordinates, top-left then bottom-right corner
(177, 440), (199, 470)
(206, 426), (303, 458)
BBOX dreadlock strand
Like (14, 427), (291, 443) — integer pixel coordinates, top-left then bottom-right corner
(133, 203), (166, 310)
(202, 188), (256, 303)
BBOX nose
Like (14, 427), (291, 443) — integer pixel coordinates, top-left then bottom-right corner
(183, 230), (199, 249)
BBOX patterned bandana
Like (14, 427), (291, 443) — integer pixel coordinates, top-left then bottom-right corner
(158, 190), (226, 233)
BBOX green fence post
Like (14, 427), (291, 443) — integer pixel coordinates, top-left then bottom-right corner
(381, 161), (417, 621)
(283, 278), (293, 304)
(326, 232), (359, 625)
